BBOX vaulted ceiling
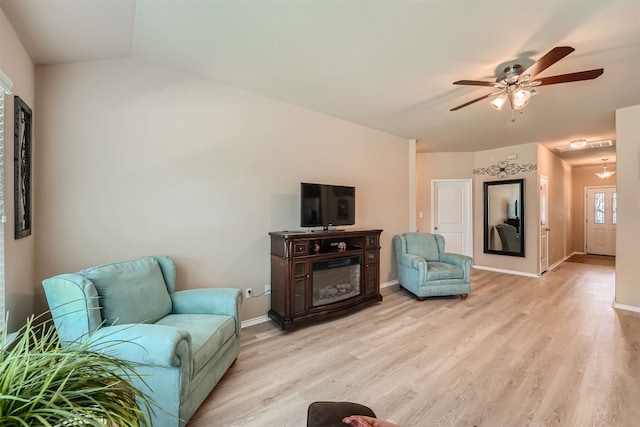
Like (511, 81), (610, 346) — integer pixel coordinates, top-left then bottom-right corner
(2, 0), (639, 166)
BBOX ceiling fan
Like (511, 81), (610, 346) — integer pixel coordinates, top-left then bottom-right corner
(450, 46), (604, 121)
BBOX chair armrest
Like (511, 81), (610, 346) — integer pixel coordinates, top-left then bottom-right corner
(89, 323), (192, 370)
(440, 252), (473, 281)
(171, 288), (242, 316)
(171, 288), (243, 336)
(42, 274), (103, 343)
(399, 253), (428, 270)
(441, 252), (473, 268)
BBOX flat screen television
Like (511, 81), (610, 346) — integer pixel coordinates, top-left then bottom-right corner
(300, 182), (355, 230)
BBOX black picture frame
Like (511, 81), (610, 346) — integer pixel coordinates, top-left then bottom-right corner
(14, 96), (32, 239)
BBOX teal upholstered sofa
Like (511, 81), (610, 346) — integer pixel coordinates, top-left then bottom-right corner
(42, 256), (243, 427)
(393, 232), (473, 300)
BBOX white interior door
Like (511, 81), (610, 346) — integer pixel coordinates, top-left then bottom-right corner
(431, 179), (473, 257)
(585, 186), (617, 256)
(540, 175), (549, 273)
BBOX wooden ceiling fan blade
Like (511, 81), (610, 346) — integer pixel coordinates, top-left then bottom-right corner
(522, 46), (575, 78)
(450, 93), (495, 111)
(534, 68), (604, 86)
(453, 80), (498, 87)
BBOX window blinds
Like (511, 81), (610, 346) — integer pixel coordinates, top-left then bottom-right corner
(0, 69), (13, 330)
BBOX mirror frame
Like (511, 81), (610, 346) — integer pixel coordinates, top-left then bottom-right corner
(483, 178), (525, 257)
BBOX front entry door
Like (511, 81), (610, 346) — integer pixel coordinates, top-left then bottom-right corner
(585, 186), (617, 256)
(431, 179), (473, 257)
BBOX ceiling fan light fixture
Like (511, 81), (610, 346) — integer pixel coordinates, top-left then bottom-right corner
(449, 46), (604, 119)
(512, 89), (531, 109)
(490, 93), (507, 110)
(595, 158), (616, 179)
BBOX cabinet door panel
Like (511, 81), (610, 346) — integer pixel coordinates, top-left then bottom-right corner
(365, 265), (377, 295)
(364, 250), (378, 295)
(293, 261), (308, 314)
(294, 277), (306, 314)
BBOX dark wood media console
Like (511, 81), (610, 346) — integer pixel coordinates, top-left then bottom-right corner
(269, 229), (383, 330)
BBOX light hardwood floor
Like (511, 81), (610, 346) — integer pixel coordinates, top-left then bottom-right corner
(189, 261), (639, 427)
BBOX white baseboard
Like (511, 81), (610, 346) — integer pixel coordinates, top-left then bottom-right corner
(612, 301), (640, 314)
(473, 250), (581, 276)
(547, 259), (564, 271)
(547, 252), (575, 271)
(241, 279), (399, 329)
(472, 264), (540, 278)
(380, 279), (399, 288)
(241, 315), (270, 329)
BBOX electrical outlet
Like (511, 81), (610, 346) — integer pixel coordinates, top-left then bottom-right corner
(265, 284), (271, 295)
(245, 288), (252, 299)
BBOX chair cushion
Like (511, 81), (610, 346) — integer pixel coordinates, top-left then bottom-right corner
(405, 233), (440, 262)
(81, 257), (172, 325)
(156, 314), (236, 375)
(426, 261), (464, 281)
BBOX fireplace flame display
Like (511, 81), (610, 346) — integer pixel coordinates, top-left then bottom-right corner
(312, 256), (361, 307)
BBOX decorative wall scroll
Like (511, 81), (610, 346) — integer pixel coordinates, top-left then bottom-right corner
(473, 161), (537, 178)
(14, 96), (32, 239)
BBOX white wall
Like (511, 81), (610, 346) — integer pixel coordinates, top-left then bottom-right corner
(614, 104), (640, 311)
(415, 152), (474, 233)
(34, 58), (411, 321)
(537, 144), (572, 267)
(473, 143), (539, 275)
(417, 143), (582, 276)
(0, 8), (36, 332)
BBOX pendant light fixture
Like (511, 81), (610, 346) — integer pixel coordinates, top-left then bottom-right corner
(595, 158), (615, 179)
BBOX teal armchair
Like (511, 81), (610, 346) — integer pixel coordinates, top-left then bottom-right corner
(393, 232), (473, 300)
(42, 256), (243, 427)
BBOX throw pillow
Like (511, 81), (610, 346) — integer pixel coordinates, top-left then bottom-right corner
(82, 257), (172, 325)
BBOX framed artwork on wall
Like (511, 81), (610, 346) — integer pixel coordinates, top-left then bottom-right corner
(14, 95), (32, 239)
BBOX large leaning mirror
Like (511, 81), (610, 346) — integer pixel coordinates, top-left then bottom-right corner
(483, 179), (525, 257)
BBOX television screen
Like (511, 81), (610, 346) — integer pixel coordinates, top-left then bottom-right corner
(300, 183), (355, 229)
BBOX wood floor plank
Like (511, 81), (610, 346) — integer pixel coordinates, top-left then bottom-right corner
(188, 261), (639, 427)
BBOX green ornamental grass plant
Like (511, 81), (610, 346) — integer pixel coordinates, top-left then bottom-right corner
(0, 314), (153, 426)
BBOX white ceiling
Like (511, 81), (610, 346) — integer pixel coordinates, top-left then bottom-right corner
(3, 0), (639, 166)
